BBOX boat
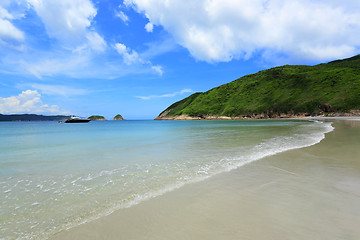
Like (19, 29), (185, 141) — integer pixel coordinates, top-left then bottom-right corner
(65, 116), (91, 123)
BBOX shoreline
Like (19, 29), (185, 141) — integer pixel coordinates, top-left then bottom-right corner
(154, 111), (360, 120)
(52, 118), (360, 239)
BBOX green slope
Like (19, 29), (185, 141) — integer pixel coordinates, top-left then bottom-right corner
(158, 55), (360, 118)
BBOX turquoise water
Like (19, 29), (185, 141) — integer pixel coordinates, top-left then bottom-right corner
(0, 120), (333, 239)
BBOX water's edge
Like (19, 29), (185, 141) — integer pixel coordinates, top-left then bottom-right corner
(0, 120), (334, 239)
(51, 120), (334, 239)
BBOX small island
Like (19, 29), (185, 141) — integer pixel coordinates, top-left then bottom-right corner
(88, 115), (107, 121)
(112, 114), (125, 120)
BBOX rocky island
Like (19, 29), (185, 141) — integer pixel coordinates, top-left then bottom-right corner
(155, 55), (360, 120)
(112, 114), (125, 120)
(88, 115), (107, 121)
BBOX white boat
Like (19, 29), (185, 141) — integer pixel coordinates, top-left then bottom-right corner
(65, 116), (91, 123)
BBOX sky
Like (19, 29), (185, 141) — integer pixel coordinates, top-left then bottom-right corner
(0, 0), (360, 119)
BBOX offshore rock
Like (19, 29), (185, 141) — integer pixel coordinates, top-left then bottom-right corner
(88, 115), (107, 121)
(112, 114), (125, 120)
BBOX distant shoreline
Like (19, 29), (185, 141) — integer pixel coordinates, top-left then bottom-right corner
(0, 114), (70, 122)
(0, 114), (126, 121)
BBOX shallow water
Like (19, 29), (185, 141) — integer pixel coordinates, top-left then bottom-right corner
(0, 120), (333, 239)
(52, 120), (360, 240)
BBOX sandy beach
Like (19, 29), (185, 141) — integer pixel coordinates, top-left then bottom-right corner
(53, 118), (360, 240)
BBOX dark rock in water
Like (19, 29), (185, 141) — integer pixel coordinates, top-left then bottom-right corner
(112, 114), (125, 120)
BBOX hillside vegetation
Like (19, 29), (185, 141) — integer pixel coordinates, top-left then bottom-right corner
(157, 55), (360, 119)
(88, 115), (107, 121)
(112, 114), (125, 120)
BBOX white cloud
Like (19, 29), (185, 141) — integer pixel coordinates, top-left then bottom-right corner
(114, 42), (164, 75)
(141, 37), (178, 59)
(0, 18), (24, 40)
(2, 47), (156, 79)
(86, 32), (107, 52)
(31, 84), (88, 97)
(27, 0), (104, 51)
(137, 89), (193, 100)
(0, 5), (13, 19)
(114, 43), (142, 65)
(126, 0), (360, 63)
(27, 0), (96, 39)
(151, 65), (163, 75)
(0, 90), (69, 114)
(0, 6), (25, 45)
(115, 10), (129, 24)
(19, 54), (89, 78)
(0, 1), (165, 79)
(145, 22), (153, 32)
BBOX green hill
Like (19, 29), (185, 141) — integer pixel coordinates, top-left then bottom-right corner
(112, 114), (125, 120)
(156, 55), (360, 119)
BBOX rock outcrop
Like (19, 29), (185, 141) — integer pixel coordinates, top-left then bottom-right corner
(88, 115), (107, 121)
(155, 110), (360, 120)
(112, 114), (125, 120)
(155, 111), (232, 120)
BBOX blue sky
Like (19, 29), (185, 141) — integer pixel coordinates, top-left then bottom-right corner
(0, 0), (359, 119)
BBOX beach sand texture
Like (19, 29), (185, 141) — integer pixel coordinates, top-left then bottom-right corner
(53, 119), (360, 240)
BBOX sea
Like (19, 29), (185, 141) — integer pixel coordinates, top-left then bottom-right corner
(0, 120), (333, 239)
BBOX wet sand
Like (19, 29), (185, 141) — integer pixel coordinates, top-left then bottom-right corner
(53, 119), (360, 240)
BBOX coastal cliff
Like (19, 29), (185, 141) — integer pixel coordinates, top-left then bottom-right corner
(155, 55), (360, 120)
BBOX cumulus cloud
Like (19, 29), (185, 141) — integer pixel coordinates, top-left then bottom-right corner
(27, 0), (105, 51)
(136, 89), (193, 100)
(126, 0), (360, 63)
(27, 0), (96, 40)
(0, 1), (169, 79)
(114, 42), (164, 75)
(0, 90), (69, 114)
